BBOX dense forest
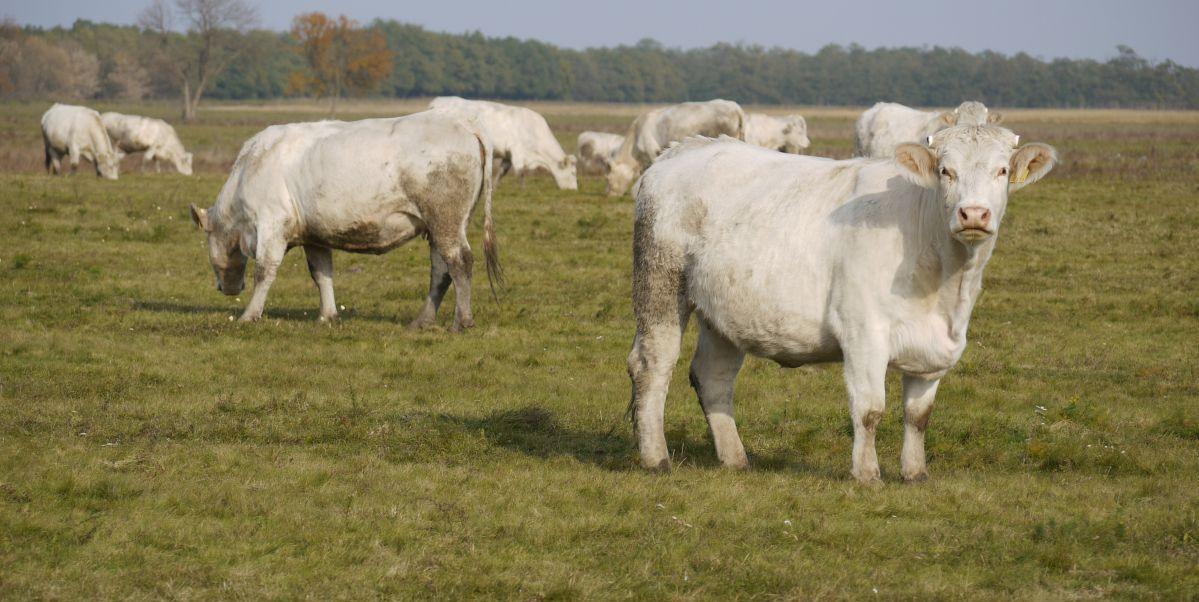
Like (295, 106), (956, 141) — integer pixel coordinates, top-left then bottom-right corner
(3, 18), (1198, 109)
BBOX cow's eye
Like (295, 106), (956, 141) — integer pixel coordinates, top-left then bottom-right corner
(998, 167), (1008, 177)
(939, 167), (952, 179)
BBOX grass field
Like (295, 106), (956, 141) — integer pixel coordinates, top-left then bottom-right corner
(1, 99), (1197, 599)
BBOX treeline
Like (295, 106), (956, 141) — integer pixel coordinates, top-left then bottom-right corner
(4, 18), (1198, 109)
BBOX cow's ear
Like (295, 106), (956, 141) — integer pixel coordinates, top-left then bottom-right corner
(894, 143), (938, 188)
(987, 112), (1004, 124)
(1009, 143), (1058, 192)
(189, 204), (210, 232)
(940, 111), (956, 126)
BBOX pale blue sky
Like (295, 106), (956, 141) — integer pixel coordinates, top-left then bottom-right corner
(8, 0), (1198, 66)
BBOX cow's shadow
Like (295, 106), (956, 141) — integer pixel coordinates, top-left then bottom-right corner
(436, 405), (842, 476)
(133, 300), (408, 323)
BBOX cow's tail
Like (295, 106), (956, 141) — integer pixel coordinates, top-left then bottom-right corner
(42, 130), (52, 173)
(475, 132), (504, 301)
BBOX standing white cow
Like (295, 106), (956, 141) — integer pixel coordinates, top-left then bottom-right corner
(189, 111), (500, 331)
(428, 96), (577, 190)
(101, 112), (194, 175)
(603, 99), (747, 197)
(744, 113), (810, 154)
(41, 103), (119, 180)
(576, 131), (624, 175)
(854, 101), (999, 158)
(626, 125), (1057, 484)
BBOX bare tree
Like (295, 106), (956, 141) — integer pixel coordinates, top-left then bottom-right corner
(107, 52), (151, 100)
(139, 0), (257, 121)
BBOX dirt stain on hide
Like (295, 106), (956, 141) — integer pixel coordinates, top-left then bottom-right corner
(400, 153), (479, 250)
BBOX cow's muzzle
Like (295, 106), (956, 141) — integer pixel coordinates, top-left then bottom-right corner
(954, 206), (993, 241)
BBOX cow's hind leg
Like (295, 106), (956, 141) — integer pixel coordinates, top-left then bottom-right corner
(691, 319), (748, 469)
(425, 232), (474, 333)
(901, 375), (940, 482)
(408, 247), (452, 330)
(627, 233), (690, 471)
(304, 245), (338, 321)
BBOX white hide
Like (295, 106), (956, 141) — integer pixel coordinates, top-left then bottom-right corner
(854, 101), (996, 158)
(101, 112), (194, 175)
(428, 96), (577, 190)
(744, 113), (810, 154)
(41, 103), (120, 179)
(627, 126), (1057, 484)
(604, 99), (747, 196)
(575, 131), (624, 175)
(190, 111), (499, 331)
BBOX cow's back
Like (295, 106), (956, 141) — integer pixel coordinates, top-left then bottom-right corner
(43, 104), (110, 154)
(638, 138), (920, 360)
(858, 102), (942, 158)
(285, 115), (485, 251)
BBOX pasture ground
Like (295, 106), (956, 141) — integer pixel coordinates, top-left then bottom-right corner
(0, 100), (1197, 599)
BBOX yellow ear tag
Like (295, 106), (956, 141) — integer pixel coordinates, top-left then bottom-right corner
(1011, 167), (1029, 184)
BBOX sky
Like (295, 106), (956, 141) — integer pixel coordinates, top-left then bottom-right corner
(7, 0), (1199, 67)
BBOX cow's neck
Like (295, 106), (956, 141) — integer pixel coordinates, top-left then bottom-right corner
(923, 200), (996, 343)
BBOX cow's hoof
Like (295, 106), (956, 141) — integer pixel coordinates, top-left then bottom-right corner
(406, 318), (433, 331)
(721, 456), (751, 471)
(853, 471), (884, 488)
(902, 471), (929, 484)
(643, 457), (672, 473)
(449, 319), (475, 333)
(238, 314), (261, 323)
(318, 313), (339, 323)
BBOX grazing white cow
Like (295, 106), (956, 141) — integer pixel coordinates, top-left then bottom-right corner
(627, 125), (1057, 484)
(744, 113), (810, 154)
(428, 96), (577, 190)
(603, 99), (747, 197)
(189, 111), (500, 331)
(854, 101), (999, 158)
(101, 112), (194, 175)
(576, 131), (624, 175)
(41, 103), (119, 180)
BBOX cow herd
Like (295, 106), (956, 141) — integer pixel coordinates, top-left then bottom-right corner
(36, 96), (1058, 484)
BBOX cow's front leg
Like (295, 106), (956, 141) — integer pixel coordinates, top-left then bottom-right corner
(843, 342), (889, 485)
(691, 319), (748, 469)
(304, 245), (338, 321)
(240, 237), (286, 322)
(901, 375), (939, 482)
(408, 247), (451, 330)
(68, 145), (81, 174)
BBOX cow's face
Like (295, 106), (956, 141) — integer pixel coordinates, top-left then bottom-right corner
(178, 152), (194, 176)
(782, 116), (810, 153)
(553, 155), (578, 190)
(190, 204), (247, 295)
(97, 153), (119, 180)
(605, 160), (639, 197)
(894, 125), (1057, 245)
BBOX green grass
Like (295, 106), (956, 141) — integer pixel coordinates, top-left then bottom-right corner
(1, 101), (1198, 599)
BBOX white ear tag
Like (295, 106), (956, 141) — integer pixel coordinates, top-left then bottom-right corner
(926, 136), (934, 146)
(1013, 135), (1020, 146)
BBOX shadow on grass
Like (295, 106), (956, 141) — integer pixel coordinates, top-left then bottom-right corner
(440, 405), (845, 477)
(133, 300), (404, 323)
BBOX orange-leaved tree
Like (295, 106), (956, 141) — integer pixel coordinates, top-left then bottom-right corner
(289, 12), (393, 115)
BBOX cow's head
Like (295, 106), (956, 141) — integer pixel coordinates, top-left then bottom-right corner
(96, 152), (119, 180)
(605, 158), (639, 197)
(553, 154), (578, 190)
(190, 203), (248, 295)
(177, 152), (194, 176)
(894, 125), (1057, 245)
(782, 115), (811, 153)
